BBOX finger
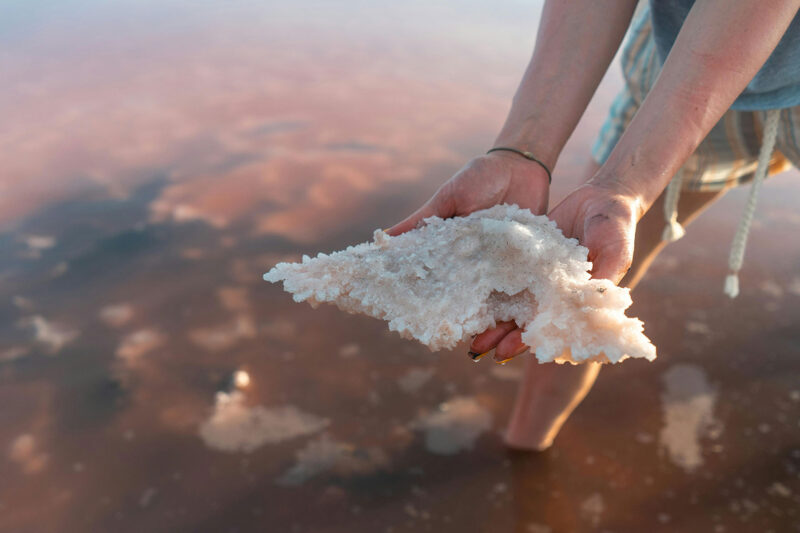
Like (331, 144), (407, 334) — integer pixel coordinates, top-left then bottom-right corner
(494, 328), (529, 363)
(385, 193), (454, 236)
(469, 321), (517, 354)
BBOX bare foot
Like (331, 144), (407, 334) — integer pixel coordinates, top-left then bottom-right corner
(504, 357), (601, 451)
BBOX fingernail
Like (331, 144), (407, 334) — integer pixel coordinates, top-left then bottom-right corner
(468, 351), (488, 362)
(495, 356), (514, 365)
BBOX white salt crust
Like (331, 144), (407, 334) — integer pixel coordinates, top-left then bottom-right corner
(264, 204), (656, 364)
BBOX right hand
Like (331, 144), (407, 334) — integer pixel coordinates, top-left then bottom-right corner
(469, 180), (642, 363)
(385, 151), (550, 236)
(385, 151), (550, 361)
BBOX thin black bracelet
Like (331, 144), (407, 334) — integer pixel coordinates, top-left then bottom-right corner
(486, 147), (552, 184)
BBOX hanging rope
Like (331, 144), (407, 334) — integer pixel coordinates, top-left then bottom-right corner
(661, 169), (686, 242)
(723, 108), (781, 298)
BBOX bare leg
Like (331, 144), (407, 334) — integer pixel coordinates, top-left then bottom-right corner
(504, 160), (726, 450)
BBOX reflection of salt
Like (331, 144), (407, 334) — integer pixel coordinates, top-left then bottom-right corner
(580, 493), (604, 526)
(139, 487), (158, 508)
(768, 482), (792, 498)
(180, 248), (205, 260)
(685, 320), (711, 336)
(337, 342), (360, 359)
(116, 329), (165, 361)
(99, 303), (134, 327)
(413, 396), (492, 455)
(20, 315), (78, 353)
(277, 434), (389, 486)
(759, 280), (784, 299)
(50, 262), (68, 277)
(150, 201), (226, 228)
(218, 286), (249, 312)
(8, 434), (48, 474)
(397, 367), (434, 393)
(13, 296), (34, 311)
(25, 234), (55, 250)
(0, 346), (30, 362)
(652, 254), (679, 272)
(189, 315), (256, 351)
(199, 391), (328, 453)
(659, 364), (719, 472)
(262, 319), (297, 341)
(788, 277), (800, 297)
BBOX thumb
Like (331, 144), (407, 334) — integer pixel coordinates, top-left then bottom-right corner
(385, 193), (454, 236)
(588, 239), (633, 285)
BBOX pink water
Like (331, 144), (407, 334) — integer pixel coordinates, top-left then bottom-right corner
(1, 1), (799, 532)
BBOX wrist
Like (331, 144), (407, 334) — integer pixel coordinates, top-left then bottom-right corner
(591, 87), (711, 218)
(585, 172), (648, 222)
(486, 147), (552, 184)
(493, 118), (561, 171)
(478, 151), (551, 192)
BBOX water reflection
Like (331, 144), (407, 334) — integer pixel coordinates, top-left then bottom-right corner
(2, 0), (800, 532)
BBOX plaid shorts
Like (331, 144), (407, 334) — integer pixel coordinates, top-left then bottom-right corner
(592, 7), (800, 192)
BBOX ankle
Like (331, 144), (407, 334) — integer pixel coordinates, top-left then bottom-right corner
(503, 427), (554, 451)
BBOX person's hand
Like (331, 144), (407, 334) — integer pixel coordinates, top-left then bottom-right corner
(385, 152), (550, 236)
(386, 151), (549, 362)
(550, 181), (641, 283)
(469, 181), (642, 362)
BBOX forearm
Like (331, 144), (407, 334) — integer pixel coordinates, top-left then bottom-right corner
(595, 0), (800, 215)
(494, 0), (638, 169)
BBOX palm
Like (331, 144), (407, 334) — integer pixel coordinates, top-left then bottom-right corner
(469, 182), (639, 362)
(549, 183), (637, 284)
(386, 153), (549, 235)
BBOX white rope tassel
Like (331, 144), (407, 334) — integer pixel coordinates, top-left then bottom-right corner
(724, 108), (781, 298)
(662, 170), (686, 242)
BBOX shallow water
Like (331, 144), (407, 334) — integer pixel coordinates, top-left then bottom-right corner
(1, 1), (799, 532)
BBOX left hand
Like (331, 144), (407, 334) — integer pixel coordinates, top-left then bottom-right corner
(470, 181), (642, 362)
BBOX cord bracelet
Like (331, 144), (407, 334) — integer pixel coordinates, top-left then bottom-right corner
(486, 147), (552, 184)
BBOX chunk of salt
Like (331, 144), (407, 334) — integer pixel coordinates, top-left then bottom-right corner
(264, 204), (655, 364)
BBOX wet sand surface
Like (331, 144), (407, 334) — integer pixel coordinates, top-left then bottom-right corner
(1, 1), (799, 532)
